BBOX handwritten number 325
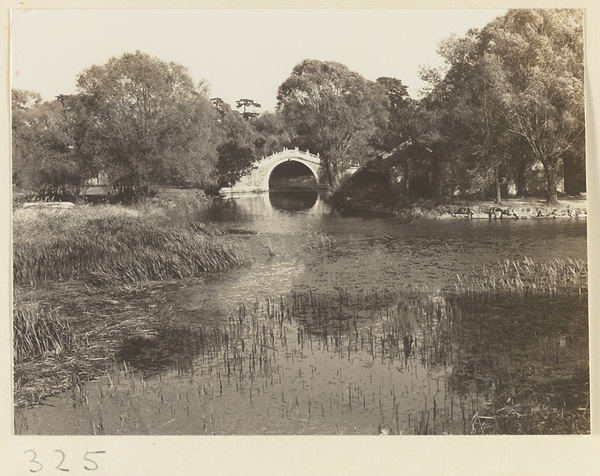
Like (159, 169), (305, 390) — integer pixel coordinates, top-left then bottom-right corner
(24, 450), (106, 472)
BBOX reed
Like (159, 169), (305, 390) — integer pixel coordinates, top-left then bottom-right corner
(13, 208), (246, 285)
(13, 301), (76, 364)
(454, 257), (587, 296)
(306, 232), (336, 252)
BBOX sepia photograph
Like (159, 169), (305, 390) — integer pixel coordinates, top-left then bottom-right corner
(10, 6), (590, 438)
(4, 2), (599, 473)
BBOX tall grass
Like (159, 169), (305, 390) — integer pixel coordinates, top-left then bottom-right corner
(13, 206), (246, 285)
(13, 302), (76, 364)
(454, 257), (587, 296)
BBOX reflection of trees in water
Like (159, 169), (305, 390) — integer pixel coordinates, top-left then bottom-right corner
(268, 161), (318, 191)
(269, 191), (318, 211)
(115, 289), (589, 433)
(443, 294), (589, 432)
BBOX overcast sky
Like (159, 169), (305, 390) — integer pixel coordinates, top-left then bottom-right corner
(11, 8), (505, 112)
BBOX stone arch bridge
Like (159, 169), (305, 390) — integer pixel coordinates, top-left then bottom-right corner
(220, 148), (322, 194)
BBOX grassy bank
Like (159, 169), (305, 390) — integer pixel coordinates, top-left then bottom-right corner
(13, 198), (253, 406)
(13, 282), (189, 407)
(333, 196), (587, 220)
(454, 257), (587, 296)
(13, 204), (246, 286)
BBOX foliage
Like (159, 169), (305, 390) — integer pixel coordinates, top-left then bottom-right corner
(371, 77), (413, 152)
(251, 110), (292, 158)
(211, 98), (257, 190)
(13, 207), (246, 286)
(486, 10), (585, 203)
(277, 60), (387, 188)
(236, 98), (261, 120)
(13, 301), (76, 364)
(12, 91), (85, 198)
(454, 257), (587, 296)
(76, 51), (219, 199)
(12, 11), (585, 203)
(419, 10), (585, 204)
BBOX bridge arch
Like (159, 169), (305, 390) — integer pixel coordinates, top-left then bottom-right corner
(265, 158), (319, 190)
(221, 148), (322, 194)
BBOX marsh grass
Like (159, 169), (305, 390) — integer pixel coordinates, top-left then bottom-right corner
(14, 281), (590, 434)
(13, 301), (76, 364)
(13, 206), (246, 285)
(13, 280), (184, 407)
(468, 369), (590, 435)
(306, 232), (336, 252)
(455, 257), (587, 296)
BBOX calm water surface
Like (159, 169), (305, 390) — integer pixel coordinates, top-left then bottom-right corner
(16, 192), (589, 435)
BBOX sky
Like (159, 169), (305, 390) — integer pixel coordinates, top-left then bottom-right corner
(11, 8), (506, 112)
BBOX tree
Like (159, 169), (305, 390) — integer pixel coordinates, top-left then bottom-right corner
(76, 51), (218, 199)
(419, 10), (584, 204)
(12, 89), (43, 187)
(485, 9), (585, 204)
(236, 98), (261, 120)
(251, 110), (291, 158)
(432, 31), (512, 203)
(277, 60), (387, 188)
(369, 77), (418, 205)
(371, 77), (412, 152)
(210, 98), (256, 190)
(12, 90), (85, 197)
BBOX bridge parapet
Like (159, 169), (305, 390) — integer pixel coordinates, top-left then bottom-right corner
(256, 147), (321, 166)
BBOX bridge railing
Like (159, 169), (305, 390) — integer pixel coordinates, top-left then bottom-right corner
(259, 147), (321, 163)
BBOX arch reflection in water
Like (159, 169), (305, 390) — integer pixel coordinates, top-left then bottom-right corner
(268, 190), (318, 211)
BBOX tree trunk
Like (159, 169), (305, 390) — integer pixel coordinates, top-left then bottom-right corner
(545, 162), (559, 204)
(516, 157), (527, 197)
(404, 155), (410, 207)
(494, 165), (502, 204)
(324, 159), (337, 189)
(430, 152), (441, 202)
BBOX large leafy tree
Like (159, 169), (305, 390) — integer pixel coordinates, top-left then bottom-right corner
(12, 90), (86, 197)
(420, 9), (584, 204)
(210, 98), (256, 190)
(427, 31), (513, 203)
(485, 9), (585, 204)
(77, 51), (218, 198)
(277, 60), (387, 188)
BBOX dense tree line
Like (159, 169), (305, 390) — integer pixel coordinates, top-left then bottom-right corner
(12, 51), (290, 201)
(416, 9), (585, 204)
(12, 10), (585, 204)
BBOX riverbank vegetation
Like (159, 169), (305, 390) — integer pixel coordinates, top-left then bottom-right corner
(14, 204), (245, 286)
(12, 9), (588, 435)
(14, 256), (589, 434)
(12, 10), (584, 207)
(12, 199), (254, 406)
(448, 260), (589, 435)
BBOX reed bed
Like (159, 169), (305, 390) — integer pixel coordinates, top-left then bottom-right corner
(13, 207), (246, 285)
(15, 282), (589, 434)
(454, 257), (587, 296)
(13, 301), (76, 364)
(306, 232), (336, 252)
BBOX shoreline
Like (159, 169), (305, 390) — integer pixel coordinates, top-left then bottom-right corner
(332, 196), (588, 219)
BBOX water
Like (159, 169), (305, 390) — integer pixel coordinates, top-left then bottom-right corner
(15, 192), (589, 435)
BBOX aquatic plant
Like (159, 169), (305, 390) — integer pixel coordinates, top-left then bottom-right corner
(306, 232), (336, 252)
(454, 257), (587, 296)
(13, 301), (76, 364)
(13, 209), (246, 285)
